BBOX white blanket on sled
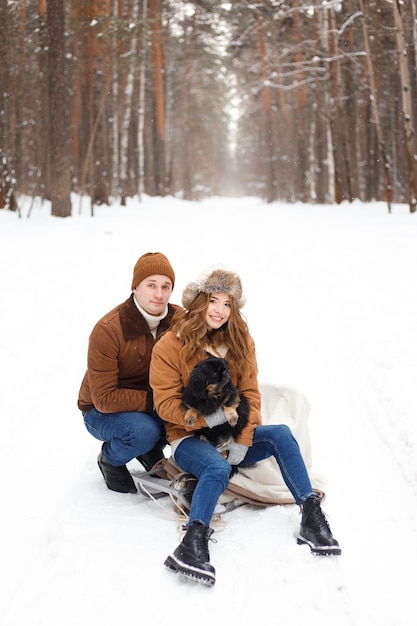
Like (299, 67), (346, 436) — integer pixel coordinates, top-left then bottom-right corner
(223, 383), (327, 505)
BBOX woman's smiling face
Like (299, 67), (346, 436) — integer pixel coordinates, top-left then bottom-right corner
(204, 292), (231, 330)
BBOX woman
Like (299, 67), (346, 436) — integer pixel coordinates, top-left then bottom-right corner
(150, 268), (340, 586)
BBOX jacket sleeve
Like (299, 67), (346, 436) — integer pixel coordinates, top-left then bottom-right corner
(150, 334), (209, 432)
(86, 323), (150, 414)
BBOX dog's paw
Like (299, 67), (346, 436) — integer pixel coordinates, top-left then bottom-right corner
(223, 406), (239, 426)
(184, 408), (198, 427)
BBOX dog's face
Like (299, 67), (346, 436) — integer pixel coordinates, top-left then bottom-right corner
(190, 358), (230, 399)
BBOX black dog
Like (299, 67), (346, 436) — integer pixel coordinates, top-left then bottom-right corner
(182, 357), (250, 452)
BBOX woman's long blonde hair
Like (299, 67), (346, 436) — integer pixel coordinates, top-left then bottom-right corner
(171, 291), (251, 379)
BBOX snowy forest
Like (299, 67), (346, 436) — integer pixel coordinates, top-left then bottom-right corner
(1, 0), (417, 216)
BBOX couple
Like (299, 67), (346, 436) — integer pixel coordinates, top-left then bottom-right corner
(78, 252), (340, 586)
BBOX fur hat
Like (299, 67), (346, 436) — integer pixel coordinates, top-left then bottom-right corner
(131, 252), (175, 290)
(182, 267), (246, 309)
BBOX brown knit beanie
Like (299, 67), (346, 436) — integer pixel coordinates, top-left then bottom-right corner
(131, 252), (175, 290)
(182, 267), (246, 310)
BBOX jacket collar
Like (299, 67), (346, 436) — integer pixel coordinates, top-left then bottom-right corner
(119, 294), (175, 341)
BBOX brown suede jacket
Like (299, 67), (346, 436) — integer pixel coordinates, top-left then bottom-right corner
(78, 295), (180, 415)
(149, 330), (262, 447)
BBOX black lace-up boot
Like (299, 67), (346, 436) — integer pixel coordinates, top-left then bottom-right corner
(97, 447), (137, 494)
(297, 495), (341, 555)
(164, 521), (216, 586)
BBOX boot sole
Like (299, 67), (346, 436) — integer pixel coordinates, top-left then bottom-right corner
(164, 554), (215, 586)
(297, 536), (341, 556)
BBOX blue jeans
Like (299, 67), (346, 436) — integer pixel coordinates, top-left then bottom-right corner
(174, 424), (314, 527)
(83, 407), (167, 466)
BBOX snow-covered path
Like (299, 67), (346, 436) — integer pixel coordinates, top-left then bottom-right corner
(251, 203), (417, 625)
(1, 196), (416, 626)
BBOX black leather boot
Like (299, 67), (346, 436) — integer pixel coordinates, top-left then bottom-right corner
(97, 448), (137, 494)
(297, 495), (341, 555)
(137, 442), (166, 472)
(164, 521), (216, 586)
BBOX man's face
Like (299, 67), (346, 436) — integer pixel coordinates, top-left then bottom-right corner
(133, 274), (173, 316)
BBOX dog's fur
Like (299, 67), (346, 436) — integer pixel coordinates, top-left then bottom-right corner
(181, 357), (250, 451)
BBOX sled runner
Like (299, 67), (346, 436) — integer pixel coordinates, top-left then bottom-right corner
(131, 456), (247, 518)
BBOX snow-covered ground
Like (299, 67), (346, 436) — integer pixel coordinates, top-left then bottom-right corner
(1, 194), (416, 626)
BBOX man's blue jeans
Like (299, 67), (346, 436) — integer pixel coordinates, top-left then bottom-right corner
(83, 407), (166, 466)
(174, 424), (314, 527)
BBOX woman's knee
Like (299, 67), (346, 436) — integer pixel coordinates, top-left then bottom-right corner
(176, 442), (231, 485)
(205, 454), (232, 485)
(276, 423), (293, 439)
(264, 423), (298, 449)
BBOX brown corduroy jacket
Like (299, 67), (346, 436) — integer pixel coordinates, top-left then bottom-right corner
(78, 295), (180, 415)
(149, 330), (262, 447)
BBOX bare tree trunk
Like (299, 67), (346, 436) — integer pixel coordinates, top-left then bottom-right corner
(138, 0), (148, 200)
(325, 90), (336, 204)
(308, 115), (317, 201)
(149, 0), (166, 195)
(0, 0), (9, 208)
(393, 0), (417, 212)
(293, 0), (309, 202)
(257, 14), (274, 203)
(412, 1), (417, 86)
(35, 0), (50, 199)
(319, 7), (335, 203)
(46, 0), (71, 217)
(181, 41), (192, 200)
(78, 72), (112, 215)
(359, 0), (393, 212)
(328, 6), (354, 203)
(119, 4), (138, 205)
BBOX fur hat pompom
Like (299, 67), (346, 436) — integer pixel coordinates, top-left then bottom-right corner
(182, 267), (246, 310)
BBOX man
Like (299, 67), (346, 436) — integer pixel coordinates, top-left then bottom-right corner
(78, 252), (179, 493)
